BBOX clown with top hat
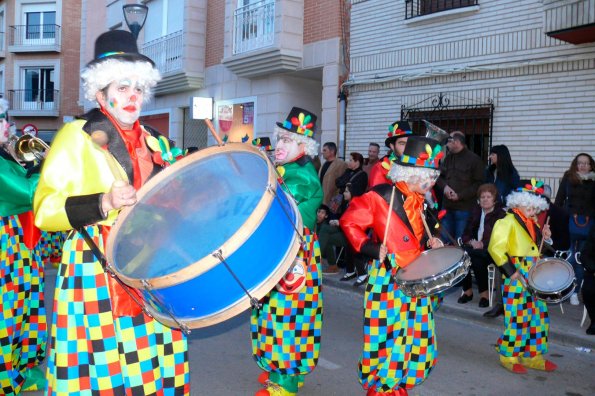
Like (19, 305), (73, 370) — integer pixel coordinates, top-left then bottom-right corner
(367, 120), (413, 189)
(251, 107), (323, 396)
(34, 30), (189, 395)
(340, 135), (445, 395)
(488, 180), (557, 374)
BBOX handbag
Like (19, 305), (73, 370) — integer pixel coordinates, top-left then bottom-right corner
(569, 214), (592, 240)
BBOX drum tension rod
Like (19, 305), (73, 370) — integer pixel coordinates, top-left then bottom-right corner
(140, 279), (192, 335)
(212, 250), (262, 310)
(267, 184), (305, 247)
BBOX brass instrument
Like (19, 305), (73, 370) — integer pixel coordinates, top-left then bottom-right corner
(423, 120), (450, 144)
(5, 133), (50, 163)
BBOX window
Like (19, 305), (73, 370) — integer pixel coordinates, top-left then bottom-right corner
(144, 0), (183, 44)
(233, 0), (275, 54)
(405, 0), (478, 19)
(20, 67), (54, 110)
(25, 11), (55, 39)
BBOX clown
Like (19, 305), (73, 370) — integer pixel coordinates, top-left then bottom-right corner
(252, 107), (323, 396)
(0, 99), (47, 394)
(34, 30), (189, 395)
(367, 120), (413, 189)
(340, 136), (445, 396)
(488, 180), (556, 374)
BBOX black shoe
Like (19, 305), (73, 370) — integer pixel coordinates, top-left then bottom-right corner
(483, 304), (504, 318)
(353, 275), (368, 287)
(340, 272), (357, 281)
(587, 324), (595, 335)
(478, 298), (489, 308)
(457, 293), (473, 304)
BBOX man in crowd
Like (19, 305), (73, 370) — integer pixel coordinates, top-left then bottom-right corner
(363, 142), (380, 176)
(319, 141), (347, 206)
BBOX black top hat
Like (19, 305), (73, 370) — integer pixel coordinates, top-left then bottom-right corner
(385, 120), (413, 148)
(252, 137), (274, 151)
(396, 136), (445, 169)
(276, 107), (317, 138)
(87, 30), (154, 67)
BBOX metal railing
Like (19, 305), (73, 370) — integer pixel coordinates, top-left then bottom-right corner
(8, 89), (59, 112)
(9, 24), (61, 46)
(233, 0), (275, 55)
(142, 30), (183, 74)
(405, 0), (478, 19)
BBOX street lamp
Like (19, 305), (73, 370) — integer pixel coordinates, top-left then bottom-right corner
(123, 4), (148, 41)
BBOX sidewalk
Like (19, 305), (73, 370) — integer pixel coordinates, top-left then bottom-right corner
(322, 270), (595, 350)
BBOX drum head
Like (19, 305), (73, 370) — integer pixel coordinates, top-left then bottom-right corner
(106, 144), (279, 288)
(395, 246), (465, 281)
(528, 257), (575, 293)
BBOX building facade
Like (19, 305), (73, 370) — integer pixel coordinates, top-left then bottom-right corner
(346, 0), (595, 193)
(0, 0), (83, 141)
(81, 0), (350, 152)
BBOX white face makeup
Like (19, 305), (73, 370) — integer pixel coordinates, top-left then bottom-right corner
(0, 118), (9, 144)
(275, 132), (303, 165)
(97, 78), (145, 129)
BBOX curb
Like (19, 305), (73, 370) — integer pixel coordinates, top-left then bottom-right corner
(322, 274), (595, 350)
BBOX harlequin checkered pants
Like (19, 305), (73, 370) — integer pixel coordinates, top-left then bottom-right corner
(45, 225), (189, 396)
(251, 229), (323, 376)
(498, 256), (549, 358)
(0, 215), (47, 395)
(359, 254), (438, 393)
(37, 230), (68, 264)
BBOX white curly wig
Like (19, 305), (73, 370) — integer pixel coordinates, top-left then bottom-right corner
(273, 126), (319, 157)
(388, 162), (440, 185)
(0, 98), (9, 115)
(81, 59), (161, 102)
(506, 191), (549, 212)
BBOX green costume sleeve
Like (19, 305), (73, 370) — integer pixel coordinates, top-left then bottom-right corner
(279, 161), (323, 230)
(0, 157), (39, 216)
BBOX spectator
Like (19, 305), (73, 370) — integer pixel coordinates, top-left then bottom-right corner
(578, 224), (595, 335)
(316, 204), (348, 272)
(537, 184), (570, 253)
(436, 131), (484, 243)
(363, 142), (381, 176)
(319, 141), (347, 206)
(488, 181), (556, 374)
(368, 120), (413, 189)
(458, 184), (506, 309)
(485, 145), (520, 204)
(554, 153), (595, 305)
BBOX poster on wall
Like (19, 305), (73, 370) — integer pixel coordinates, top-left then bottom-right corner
(242, 103), (254, 124)
(218, 105), (233, 133)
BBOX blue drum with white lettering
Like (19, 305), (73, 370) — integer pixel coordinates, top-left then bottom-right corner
(106, 144), (301, 330)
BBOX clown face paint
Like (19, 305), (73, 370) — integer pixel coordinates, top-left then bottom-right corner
(0, 118), (10, 144)
(97, 78), (145, 129)
(275, 132), (303, 165)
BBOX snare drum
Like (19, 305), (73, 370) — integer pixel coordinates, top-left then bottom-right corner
(526, 257), (576, 304)
(394, 246), (471, 297)
(105, 144), (302, 330)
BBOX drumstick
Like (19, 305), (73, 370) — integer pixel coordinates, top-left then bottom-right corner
(538, 216), (550, 256)
(204, 118), (225, 146)
(383, 185), (396, 246)
(420, 210), (433, 241)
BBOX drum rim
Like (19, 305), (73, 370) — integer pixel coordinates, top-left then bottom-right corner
(394, 246), (466, 282)
(527, 257), (576, 292)
(105, 143), (286, 289)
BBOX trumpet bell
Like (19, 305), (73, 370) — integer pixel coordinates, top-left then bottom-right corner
(15, 134), (50, 162)
(423, 120), (450, 144)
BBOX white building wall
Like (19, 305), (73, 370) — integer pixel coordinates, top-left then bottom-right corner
(347, 0), (595, 194)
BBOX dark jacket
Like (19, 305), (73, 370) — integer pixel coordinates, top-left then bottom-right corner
(539, 200), (570, 252)
(581, 226), (595, 274)
(485, 167), (520, 204)
(336, 168), (368, 198)
(436, 147), (484, 211)
(461, 202), (506, 247)
(554, 174), (595, 217)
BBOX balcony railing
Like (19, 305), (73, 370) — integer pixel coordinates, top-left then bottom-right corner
(233, 0), (275, 55)
(405, 0), (479, 19)
(8, 89), (60, 113)
(9, 24), (61, 47)
(142, 30), (183, 75)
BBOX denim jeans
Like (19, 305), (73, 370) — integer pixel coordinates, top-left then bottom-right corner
(441, 210), (471, 244)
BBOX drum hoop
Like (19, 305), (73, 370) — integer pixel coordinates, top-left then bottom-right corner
(395, 246), (466, 282)
(106, 143), (286, 289)
(528, 257), (575, 291)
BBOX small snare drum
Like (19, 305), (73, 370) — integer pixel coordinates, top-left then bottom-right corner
(526, 257), (576, 304)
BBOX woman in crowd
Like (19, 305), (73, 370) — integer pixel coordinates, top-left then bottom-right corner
(0, 98), (47, 394)
(555, 153), (595, 305)
(485, 145), (520, 204)
(457, 183), (505, 308)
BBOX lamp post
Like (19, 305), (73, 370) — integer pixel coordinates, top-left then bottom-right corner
(123, 4), (148, 41)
